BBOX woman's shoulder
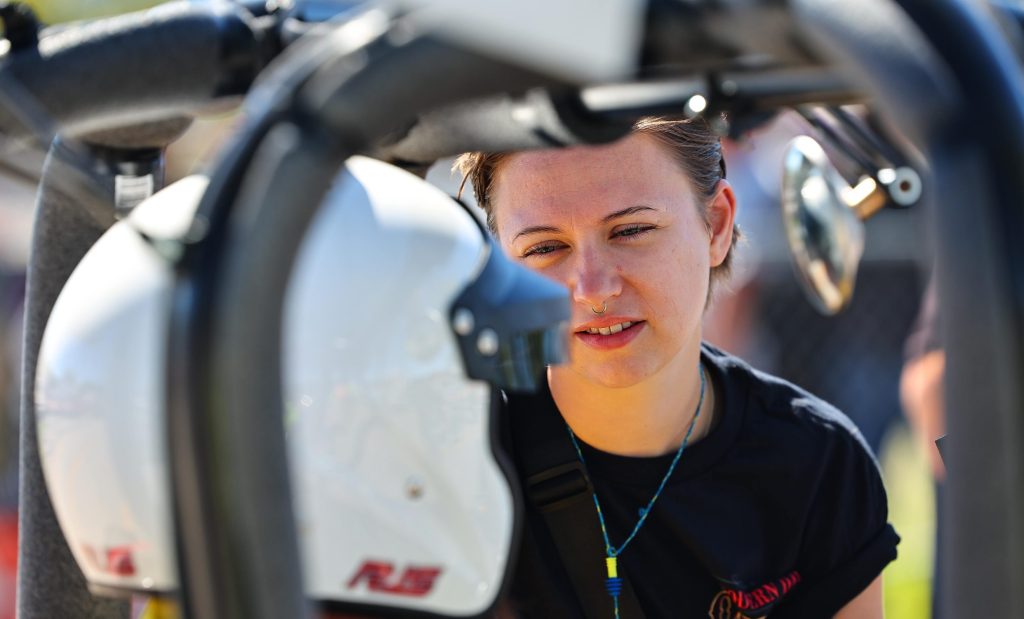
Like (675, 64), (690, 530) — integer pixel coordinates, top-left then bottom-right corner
(700, 342), (885, 512)
(699, 344), (897, 617)
(702, 342), (870, 455)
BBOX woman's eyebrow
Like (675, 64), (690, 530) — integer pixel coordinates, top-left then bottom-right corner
(602, 205), (657, 223)
(511, 206), (659, 242)
(512, 225), (561, 243)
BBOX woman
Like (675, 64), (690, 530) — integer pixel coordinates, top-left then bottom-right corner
(457, 117), (898, 618)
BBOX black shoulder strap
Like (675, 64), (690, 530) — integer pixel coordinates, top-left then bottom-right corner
(506, 388), (647, 619)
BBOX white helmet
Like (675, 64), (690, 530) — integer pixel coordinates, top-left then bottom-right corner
(34, 156), (568, 615)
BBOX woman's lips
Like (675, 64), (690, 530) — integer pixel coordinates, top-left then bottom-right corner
(574, 320), (645, 350)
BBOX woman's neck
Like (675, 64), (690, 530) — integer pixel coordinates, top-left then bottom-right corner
(548, 347), (715, 457)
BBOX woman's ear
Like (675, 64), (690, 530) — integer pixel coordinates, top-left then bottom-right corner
(707, 179), (737, 268)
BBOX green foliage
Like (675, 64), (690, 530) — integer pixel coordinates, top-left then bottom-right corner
(18, 0), (167, 27)
(880, 423), (936, 619)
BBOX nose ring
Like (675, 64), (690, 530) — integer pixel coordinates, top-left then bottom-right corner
(591, 301), (607, 315)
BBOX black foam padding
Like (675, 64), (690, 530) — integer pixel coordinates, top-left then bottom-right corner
(1, 1), (261, 141)
(197, 123), (328, 619)
(308, 36), (627, 164)
(375, 90), (630, 164)
(81, 116), (193, 150)
(18, 144), (126, 618)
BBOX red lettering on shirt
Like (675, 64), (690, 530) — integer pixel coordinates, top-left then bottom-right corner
(726, 589), (751, 609)
(718, 570), (802, 614)
(779, 571), (802, 594)
(751, 589), (771, 607)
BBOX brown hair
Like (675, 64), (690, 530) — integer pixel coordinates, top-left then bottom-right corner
(454, 116), (741, 291)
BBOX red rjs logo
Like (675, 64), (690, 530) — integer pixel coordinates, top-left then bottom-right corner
(347, 560), (443, 597)
(81, 543), (137, 577)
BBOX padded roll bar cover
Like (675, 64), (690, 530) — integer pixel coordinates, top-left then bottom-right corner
(790, 0), (957, 143)
(19, 141), (126, 619)
(0, 1), (262, 140)
(375, 90), (633, 165)
(308, 36), (624, 165)
(80, 117), (193, 150)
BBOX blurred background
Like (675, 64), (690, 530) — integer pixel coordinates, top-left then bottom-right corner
(0, 2), (938, 618)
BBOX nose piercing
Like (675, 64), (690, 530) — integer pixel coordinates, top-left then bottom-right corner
(591, 301), (607, 315)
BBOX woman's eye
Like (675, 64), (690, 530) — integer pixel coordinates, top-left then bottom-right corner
(522, 243), (564, 258)
(614, 224), (655, 239)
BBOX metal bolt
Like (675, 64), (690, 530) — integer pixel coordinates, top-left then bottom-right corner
(477, 329), (499, 356)
(453, 308), (475, 336)
(882, 166), (922, 206)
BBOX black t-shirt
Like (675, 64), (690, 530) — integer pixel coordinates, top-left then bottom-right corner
(503, 344), (899, 618)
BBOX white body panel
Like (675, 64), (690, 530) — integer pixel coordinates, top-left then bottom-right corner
(36, 158), (514, 614)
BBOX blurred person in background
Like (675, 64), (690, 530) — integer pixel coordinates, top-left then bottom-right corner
(900, 276), (946, 619)
(900, 279), (945, 484)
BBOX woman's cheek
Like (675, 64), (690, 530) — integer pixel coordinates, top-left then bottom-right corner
(539, 262), (571, 287)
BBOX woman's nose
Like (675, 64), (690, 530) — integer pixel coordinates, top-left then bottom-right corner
(568, 249), (622, 309)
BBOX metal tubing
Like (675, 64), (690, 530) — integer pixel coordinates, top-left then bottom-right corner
(0, 1), (264, 142)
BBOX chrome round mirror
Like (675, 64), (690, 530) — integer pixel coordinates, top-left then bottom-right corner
(780, 136), (870, 315)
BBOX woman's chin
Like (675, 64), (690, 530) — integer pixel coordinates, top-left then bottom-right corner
(555, 361), (653, 390)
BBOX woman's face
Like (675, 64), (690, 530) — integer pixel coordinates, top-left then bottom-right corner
(491, 133), (735, 389)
